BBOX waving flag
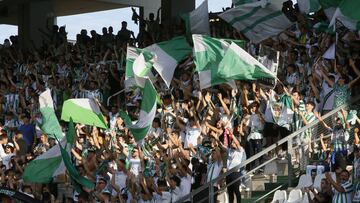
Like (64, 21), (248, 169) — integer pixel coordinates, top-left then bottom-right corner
(329, 0), (360, 30)
(218, 42), (276, 80)
(121, 79), (157, 142)
(181, 0), (210, 37)
(219, 0), (294, 43)
(61, 98), (107, 129)
(192, 34), (245, 89)
(38, 89), (64, 140)
(125, 47), (154, 89)
(145, 36), (192, 87)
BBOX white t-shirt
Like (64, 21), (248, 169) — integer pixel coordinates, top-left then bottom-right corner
(207, 161), (223, 183)
(227, 147), (246, 170)
(109, 112), (119, 129)
(153, 191), (172, 203)
(180, 174), (192, 201)
(248, 114), (264, 140)
(111, 171), (127, 196)
(129, 158), (141, 176)
(184, 126), (201, 148)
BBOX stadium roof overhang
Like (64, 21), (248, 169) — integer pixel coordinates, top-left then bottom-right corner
(0, 0), (156, 25)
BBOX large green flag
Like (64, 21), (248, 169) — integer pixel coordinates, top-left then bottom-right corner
(120, 79), (157, 142)
(181, 0), (210, 38)
(217, 42), (276, 80)
(192, 34), (245, 89)
(61, 98), (108, 129)
(125, 46), (154, 89)
(329, 0), (360, 30)
(144, 36), (192, 87)
(38, 89), (64, 140)
(58, 118), (94, 193)
(219, 0), (294, 43)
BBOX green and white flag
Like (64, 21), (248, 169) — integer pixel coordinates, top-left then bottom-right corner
(219, 0), (294, 43)
(39, 89), (64, 140)
(59, 119), (94, 192)
(145, 36), (192, 87)
(218, 42), (276, 80)
(233, 0), (258, 6)
(181, 0), (210, 37)
(319, 0), (342, 21)
(23, 139), (66, 183)
(133, 53), (155, 88)
(298, 0), (321, 14)
(323, 43), (336, 59)
(329, 0), (360, 30)
(61, 98), (107, 129)
(121, 79), (157, 142)
(192, 34), (245, 89)
(125, 46), (154, 89)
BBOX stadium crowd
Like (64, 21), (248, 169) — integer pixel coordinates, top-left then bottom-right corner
(0, 0), (360, 203)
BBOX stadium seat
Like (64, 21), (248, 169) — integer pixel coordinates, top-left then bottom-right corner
(286, 189), (303, 203)
(295, 174), (313, 189)
(313, 173), (325, 191)
(271, 190), (287, 203)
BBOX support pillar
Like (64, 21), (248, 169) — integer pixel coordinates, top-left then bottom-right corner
(18, 0), (56, 49)
(161, 0), (195, 25)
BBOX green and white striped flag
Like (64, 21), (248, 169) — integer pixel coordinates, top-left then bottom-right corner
(23, 139), (66, 183)
(133, 53), (155, 88)
(219, 0), (294, 43)
(298, 0), (321, 14)
(39, 89), (64, 140)
(233, 0), (258, 6)
(61, 98), (107, 129)
(218, 42), (276, 80)
(145, 36), (192, 87)
(329, 0), (360, 30)
(125, 46), (154, 89)
(59, 119), (94, 192)
(121, 79), (157, 142)
(192, 34), (245, 89)
(181, 0), (210, 37)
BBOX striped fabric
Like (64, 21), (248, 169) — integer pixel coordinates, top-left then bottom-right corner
(331, 128), (349, 153)
(219, 0), (294, 43)
(332, 180), (353, 203)
(303, 112), (316, 140)
(354, 182), (360, 203)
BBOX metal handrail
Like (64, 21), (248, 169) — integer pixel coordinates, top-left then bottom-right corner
(176, 94), (360, 203)
(106, 89), (125, 106)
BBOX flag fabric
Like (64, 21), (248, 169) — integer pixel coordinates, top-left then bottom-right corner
(323, 43), (336, 59)
(120, 80), (157, 142)
(61, 98), (107, 129)
(298, 0), (321, 14)
(218, 42), (276, 80)
(233, 0), (258, 6)
(219, 0), (294, 43)
(125, 47), (154, 89)
(192, 34), (245, 89)
(145, 36), (192, 87)
(329, 0), (360, 30)
(133, 53), (155, 88)
(23, 139), (66, 183)
(181, 0), (210, 37)
(318, 0), (342, 21)
(39, 89), (64, 140)
(125, 46), (138, 89)
(58, 119), (94, 192)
